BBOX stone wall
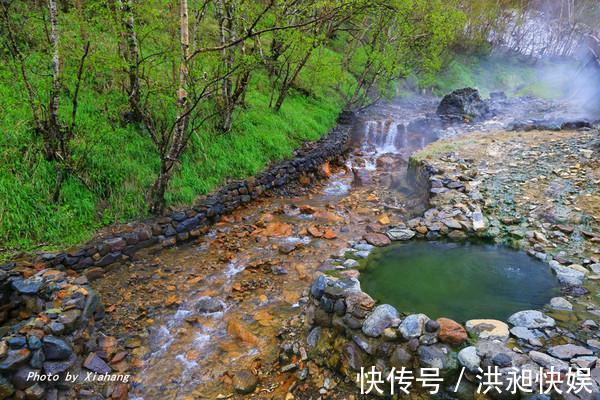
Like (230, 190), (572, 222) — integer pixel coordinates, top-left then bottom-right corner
(306, 274), (599, 399)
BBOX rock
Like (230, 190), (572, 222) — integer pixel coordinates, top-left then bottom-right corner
(549, 297), (573, 311)
(418, 344), (455, 372)
(11, 278), (43, 295)
(386, 228), (415, 241)
(306, 327), (321, 349)
(42, 336), (72, 361)
(571, 356), (598, 369)
(458, 346), (480, 372)
(362, 304), (399, 338)
(0, 349), (30, 371)
(310, 276), (327, 299)
(354, 243), (375, 252)
(437, 318), (467, 346)
(363, 232), (391, 247)
(83, 352), (112, 374)
(472, 210), (486, 231)
(510, 327), (542, 346)
(343, 259), (359, 269)
(549, 261), (586, 286)
(547, 344), (593, 360)
(389, 345), (413, 368)
(465, 319), (509, 341)
(58, 309), (82, 331)
(341, 342), (364, 371)
(436, 88), (490, 121)
(42, 353), (76, 375)
(196, 297), (224, 313)
(0, 374), (14, 399)
(491, 353), (512, 367)
(399, 314), (429, 340)
(529, 351), (569, 372)
(507, 310), (555, 329)
(588, 339), (600, 350)
(232, 370), (259, 394)
(425, 319), (440, 333)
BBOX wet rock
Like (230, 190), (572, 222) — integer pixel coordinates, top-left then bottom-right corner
(549, 261), (586, 286)
(83, 352), (112, 374)
(42, 336), (72, 361)
(7, 337), (26, 349)
(310, 276), (327, 299)
(363, 232), (391, 247)
(386, 228), (415, 241)
(547, 344), (593, 360)
(507, 310), (555, 329)
(458, 346), (480, 372)
(0, 349), (30, 371)
(306, 327), (321, 349)
(29, 350), (44, 369)
(491, 353), (512, 367)
(362, 304), (399, 338)
(399, 314), (429, 340)
(418, 344), (456, 373)
(232, 370), (259, 394)
(42, 353), (76, 375)
(425, 319), (440, 333)
(465, 319), (509, 341)
(549, 297), (572, 311)
(437, 318), (467, 346)
(529, 351), (569, 372)
(436, 88), (490, 121)
(11, 278), (43, 295)
(196, 297), (224, 314)
(509, 327), (542, 346)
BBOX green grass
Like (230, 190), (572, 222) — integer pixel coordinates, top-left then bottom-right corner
(0, 48), (350, 257)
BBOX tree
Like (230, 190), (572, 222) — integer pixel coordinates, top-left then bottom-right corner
(1, 0), (90, 201)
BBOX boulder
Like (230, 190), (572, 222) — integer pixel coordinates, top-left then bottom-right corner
(232, 370), (259, 394)
(529, 351), (569, 372)
(458, 346), (480, 372)
(0, 374), (14, 399)
(363, 233), (391, 247)
(386, 228), (415, 241)
(549, 297), (573, 311)
(399, 314), (429, 340)
(389, 345), (413, 368)
(362, 304), (399, 338)
(547, 344), (593, 360)
(436, 88), (490, 121)
(549, 261), (586, 286)
(42, 336), (73, 361)
(437, 318), (467, 346)
(507, 310), (555, 329)
(465, 319), (509, 341)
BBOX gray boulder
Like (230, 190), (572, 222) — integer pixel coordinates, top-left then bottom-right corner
(362, 304), (399, 338)
(507, 310), (555, 329)
(399, 314), (429, 340)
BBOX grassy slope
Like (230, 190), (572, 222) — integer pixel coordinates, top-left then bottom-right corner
(0, 45), (352, 256)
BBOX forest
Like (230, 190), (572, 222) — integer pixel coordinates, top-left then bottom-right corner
(0, 0), (596, 253)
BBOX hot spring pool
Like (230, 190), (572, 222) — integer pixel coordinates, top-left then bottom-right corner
(359, 241), (560, 322)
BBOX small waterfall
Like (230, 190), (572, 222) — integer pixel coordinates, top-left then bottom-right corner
(362, 119), (405, 153)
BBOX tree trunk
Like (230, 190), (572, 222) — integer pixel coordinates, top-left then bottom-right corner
(47, 0), (61, 160)
(148, 0), (190, 215)
(274, 47), (313, 111)
(118, 0), (143, 123)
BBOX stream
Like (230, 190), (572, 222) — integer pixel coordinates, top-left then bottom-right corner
(91, 93), (584, 399)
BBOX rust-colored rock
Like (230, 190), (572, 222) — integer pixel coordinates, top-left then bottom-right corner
(363, 232), (391, 247)
(437, 317), (468, 346)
